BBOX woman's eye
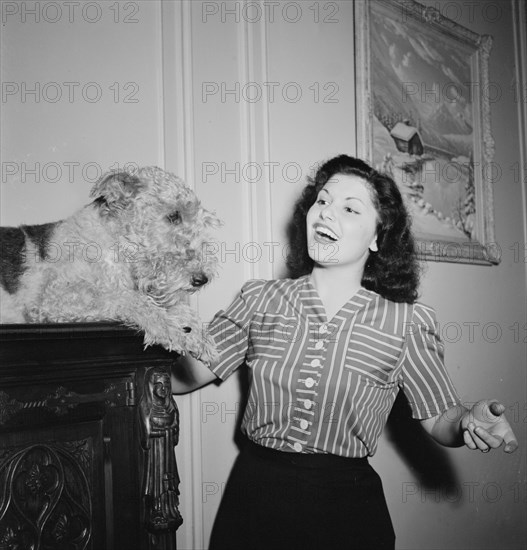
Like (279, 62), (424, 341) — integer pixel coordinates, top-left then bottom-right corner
(317, 199), (327, 205)
(345, 207), (358, 214)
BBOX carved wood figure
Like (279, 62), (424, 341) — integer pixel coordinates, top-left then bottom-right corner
(139, 367), (183, 550)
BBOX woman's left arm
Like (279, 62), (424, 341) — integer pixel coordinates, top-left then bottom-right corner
(420, 400), (519, 453)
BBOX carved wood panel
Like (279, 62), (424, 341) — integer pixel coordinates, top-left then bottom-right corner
(0, 442), (92, 550)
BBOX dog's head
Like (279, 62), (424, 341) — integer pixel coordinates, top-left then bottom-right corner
(91, 167), (221, 306)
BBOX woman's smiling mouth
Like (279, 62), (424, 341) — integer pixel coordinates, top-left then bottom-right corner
(313, 223), (339, 243)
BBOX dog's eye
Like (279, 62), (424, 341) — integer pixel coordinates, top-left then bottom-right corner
(167, 211), (182, 225)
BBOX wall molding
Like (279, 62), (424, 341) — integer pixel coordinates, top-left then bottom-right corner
(238, 2), (274, 281)
(512, 0), (527, 295)
(161, 1), (205, 549)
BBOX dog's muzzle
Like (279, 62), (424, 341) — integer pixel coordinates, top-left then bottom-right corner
(191, 273), (208, 287)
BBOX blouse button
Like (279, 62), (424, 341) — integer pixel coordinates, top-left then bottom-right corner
(310, 358), (321, 368)
(314, 341), (324, 350)
(320, 323), (329, 334)
(293, 442), (303, 452)
(305, 377), (315, 388)
(304, 399), (313, 409)
(300, 419), (309, 430)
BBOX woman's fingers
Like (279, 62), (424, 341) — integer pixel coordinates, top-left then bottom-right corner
(464, 423), (503, 453)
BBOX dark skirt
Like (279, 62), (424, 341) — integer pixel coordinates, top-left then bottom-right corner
(209, 439), (395, 550)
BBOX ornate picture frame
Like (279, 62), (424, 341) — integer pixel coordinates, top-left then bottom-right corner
(355, 0), (499, 264)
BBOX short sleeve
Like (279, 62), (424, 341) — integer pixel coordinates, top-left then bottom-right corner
(399, 303), (461, 419)
(207, 279), (266, 380)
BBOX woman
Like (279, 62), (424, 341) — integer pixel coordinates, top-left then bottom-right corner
(171, 155), (518, 550)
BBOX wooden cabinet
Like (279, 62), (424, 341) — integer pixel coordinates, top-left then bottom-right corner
(0, 324), (182, 550)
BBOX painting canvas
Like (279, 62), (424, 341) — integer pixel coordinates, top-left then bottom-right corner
(356, 0), (498, 264)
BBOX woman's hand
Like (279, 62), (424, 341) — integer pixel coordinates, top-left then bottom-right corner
(460, 400), (518, 454)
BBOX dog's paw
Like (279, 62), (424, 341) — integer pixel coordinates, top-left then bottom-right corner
(175, 322), (219, 366)
(187, 333), (219, 366)
(141, 321), (186, 354)
(138, 308), (213, 361)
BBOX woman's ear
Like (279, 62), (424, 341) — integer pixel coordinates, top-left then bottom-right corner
(369, 235), (378, 252)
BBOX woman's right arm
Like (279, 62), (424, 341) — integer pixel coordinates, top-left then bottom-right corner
(171, 354), (219, 394)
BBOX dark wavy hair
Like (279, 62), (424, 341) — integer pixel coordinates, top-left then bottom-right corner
(286, 155), (421, 303)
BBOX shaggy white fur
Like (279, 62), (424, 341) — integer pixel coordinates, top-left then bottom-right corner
(0, 166), (220, 364)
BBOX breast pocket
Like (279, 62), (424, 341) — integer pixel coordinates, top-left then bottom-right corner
(344, 323), (404, 386)
(249, 312), (301, 360)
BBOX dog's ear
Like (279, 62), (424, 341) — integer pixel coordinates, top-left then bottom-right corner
(90, 171), (144, 213)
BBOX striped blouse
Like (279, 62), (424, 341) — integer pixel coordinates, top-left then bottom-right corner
(207, 276), (460, 458)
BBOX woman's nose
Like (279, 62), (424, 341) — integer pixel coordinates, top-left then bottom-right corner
(320, 205), (334, 221)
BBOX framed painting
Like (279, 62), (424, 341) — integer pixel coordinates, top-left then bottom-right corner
(355, 0), (499, 264)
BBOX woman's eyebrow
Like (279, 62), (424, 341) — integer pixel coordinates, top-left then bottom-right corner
(345, 196), (365, 204)
(320, 188), (366, 205)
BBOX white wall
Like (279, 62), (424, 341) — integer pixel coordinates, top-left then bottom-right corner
(0, 0), (165, 223)
(1, 1), (525, 549)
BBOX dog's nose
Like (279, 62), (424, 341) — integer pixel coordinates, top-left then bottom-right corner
(191, 273), (208, 287)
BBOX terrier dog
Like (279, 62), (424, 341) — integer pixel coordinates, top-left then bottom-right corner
(0, 166), (220, 364)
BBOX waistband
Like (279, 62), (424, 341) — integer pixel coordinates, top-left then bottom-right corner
(244, 438), (369, 469)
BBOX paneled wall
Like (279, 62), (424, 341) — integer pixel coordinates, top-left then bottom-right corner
(1, 1), (525, 549)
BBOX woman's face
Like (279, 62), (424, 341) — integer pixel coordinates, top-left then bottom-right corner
(306, 174), (379, 271)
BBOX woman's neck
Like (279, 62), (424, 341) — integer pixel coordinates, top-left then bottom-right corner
(310, 265), (362, 292)
(310, 266), (363, 319)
